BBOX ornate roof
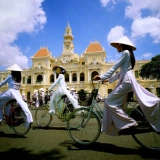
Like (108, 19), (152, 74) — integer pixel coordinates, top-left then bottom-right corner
(85, 41), (104, 53)
(33, 47), (50, 58)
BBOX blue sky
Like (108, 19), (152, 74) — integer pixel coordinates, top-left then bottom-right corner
(0, 0), (160, 71)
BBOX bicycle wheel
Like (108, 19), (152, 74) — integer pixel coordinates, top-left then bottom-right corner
(35, 105), (52, 127)
(132, 130), (160, 150)
(11, 107), (31, 136)
(129, 107), (160, 150)
(67, 107), (101, 145)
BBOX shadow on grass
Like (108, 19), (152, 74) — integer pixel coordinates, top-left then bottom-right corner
(60, 140), (160, 159)
(0, 148), (65, 160)
(32, 126), (67, 131)
(0, 131), (26, 138)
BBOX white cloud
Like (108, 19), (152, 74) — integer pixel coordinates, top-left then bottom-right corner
(100, 0), (111, 7)
(107, 26), (126, 43)
(125, 0), (160, 19)
(143, 52), (153, 58)
(101, 0), (160, 44)
(0, 44), (28, 68)
(124, 0), (160, 43)
(131, 17), (160, 43)
(100, 0), (116, 7)
(0, 0), (46, 70)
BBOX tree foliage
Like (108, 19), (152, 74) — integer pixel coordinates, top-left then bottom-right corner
(139, 54), (160, 80)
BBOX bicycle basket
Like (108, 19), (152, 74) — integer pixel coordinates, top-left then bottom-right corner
(78, 92), (95, 106)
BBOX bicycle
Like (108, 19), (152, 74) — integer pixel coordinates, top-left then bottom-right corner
(35, 92), (76, 128)
(27, 92), (44, 110)
(2, 99), (31, 136)
(27, 99), (36, 110)
(67, 80), (160, 150)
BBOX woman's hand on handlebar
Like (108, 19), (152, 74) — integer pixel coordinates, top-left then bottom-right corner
(103, 79), (108, 82)
(93, 75), (101, 81)
(102, 79), (108, 85)
(48, 89), (53, 93)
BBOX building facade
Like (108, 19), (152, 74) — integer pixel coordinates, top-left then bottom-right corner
(0, 23), (160, 100)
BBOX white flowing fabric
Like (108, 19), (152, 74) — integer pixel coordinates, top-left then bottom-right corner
(49, 74), (79, 112)
(0, 75), (33, 123)
(10, 89), (33, 123)
(127, 70), (160, 132)
(100, 50), (160, 136)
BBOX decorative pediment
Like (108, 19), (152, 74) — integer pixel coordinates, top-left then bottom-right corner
(61, 55), (72, 63)
(90, 59), (98, 65)
(36, 63), (43, 69)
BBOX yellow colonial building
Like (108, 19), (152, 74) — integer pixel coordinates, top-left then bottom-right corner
(0, 23), (160, 100)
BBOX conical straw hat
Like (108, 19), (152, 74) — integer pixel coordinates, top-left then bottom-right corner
(6, 64), (23, 71)
(53, 65), (66, 72)
(34, 89), (38, 94)
(110, 36), (136, 50)
(39, 88), (44, 92)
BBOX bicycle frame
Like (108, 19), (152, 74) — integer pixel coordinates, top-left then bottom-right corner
(76, 80), (103, 128)
(35, 95), (75, 127)
(3, 99), (16, 124)
(2, 99), (31, 135)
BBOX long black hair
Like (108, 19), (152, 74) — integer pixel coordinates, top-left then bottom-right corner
(11, 71), (21, 83)
(121, 44), (135, 69)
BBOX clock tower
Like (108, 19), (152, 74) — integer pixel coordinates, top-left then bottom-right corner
(62, 22), (74, 54)
(60, 23), (77, 63)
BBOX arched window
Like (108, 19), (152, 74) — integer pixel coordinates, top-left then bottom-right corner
(27, 76), (31, 84)
(145, 88), (150, 92)
(50, 74), (54, 82)
(91, 71), (99, 79)
(72, 73), (77, 81)
(27, 91), (30, 100)
(108, 89), (112, 95)
(65, 73), (69, 82)
(135, 70), (139, 78)
(23, 77), (25, 84)
(80, 72), (85, 81)
(37, 75), (43, 82)
(156, 87), (160, 97)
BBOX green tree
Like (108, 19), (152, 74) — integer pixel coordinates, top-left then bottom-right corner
(139, 54), (160, 81)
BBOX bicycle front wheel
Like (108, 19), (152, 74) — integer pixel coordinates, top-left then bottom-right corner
(132, 132), (160, 150)
(67, 108), (101, 145)
(11, 109), (31, 136)
(35, 105), (52, 127)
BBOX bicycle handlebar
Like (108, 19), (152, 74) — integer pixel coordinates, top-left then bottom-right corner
(92, 80), (108, 90)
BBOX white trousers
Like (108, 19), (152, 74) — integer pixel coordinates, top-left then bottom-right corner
(50, 87), (79, 112)
(102, 82), (138, 136)
(0, 89), (33, 123)
(49, 89), (65, 111)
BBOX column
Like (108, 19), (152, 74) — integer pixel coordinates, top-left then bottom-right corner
(77, 72), (79, 83)
(100, 69), (102, 75)
(69, 72), (72, 84)
(54, 73), (56, 82)
(43, 73), (45, 84)
(88, 70), (89, 82)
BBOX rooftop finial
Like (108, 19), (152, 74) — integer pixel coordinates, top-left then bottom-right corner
(67, 22), (70, 28)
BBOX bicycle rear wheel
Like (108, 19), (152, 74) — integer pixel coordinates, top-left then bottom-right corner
(67, 108), (101, 145)
(35, 105), (52, 127)
(132, 131), (160, 150)
(129, 106), (160, 150)
(11, 107), (31, 136)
